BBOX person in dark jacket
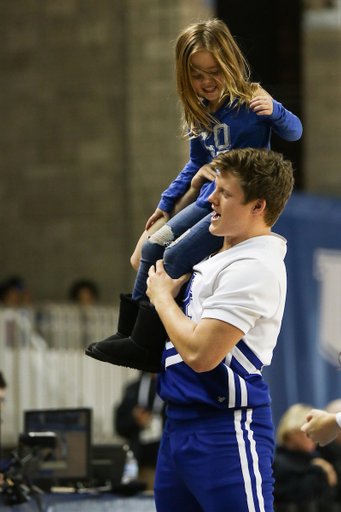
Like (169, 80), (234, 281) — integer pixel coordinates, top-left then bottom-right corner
(316, 400), (341, 506)
(115, 372), (166, 490)
(273, 403), (337, 507)
(0, 370), (7, 485)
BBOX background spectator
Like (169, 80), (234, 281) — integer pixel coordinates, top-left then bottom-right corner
(0, 276), (30, 307)
(68, 279), (99, 305)
(273, 403), (337, 508)
(317, 400), (341, 506)
(0, 370), (6, 404)
(115, 372), (166, 490)
(0, 370), (7, 485)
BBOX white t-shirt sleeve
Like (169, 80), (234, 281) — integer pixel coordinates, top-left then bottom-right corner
(201, 259), (281, 335)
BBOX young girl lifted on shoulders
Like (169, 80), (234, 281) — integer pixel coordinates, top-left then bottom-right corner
(87, 18), (302, 371)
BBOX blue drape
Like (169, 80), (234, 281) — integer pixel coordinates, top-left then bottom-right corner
(263, 191), (341, 427)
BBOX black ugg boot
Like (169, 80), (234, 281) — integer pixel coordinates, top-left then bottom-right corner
(85, 293), (139, 359)
(91, 302), (167, 373)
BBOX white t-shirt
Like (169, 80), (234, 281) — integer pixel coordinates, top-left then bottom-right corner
(188, 233), (287, 366)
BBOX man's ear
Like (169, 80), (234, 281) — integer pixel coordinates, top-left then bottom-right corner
(252, 199), (266, 216)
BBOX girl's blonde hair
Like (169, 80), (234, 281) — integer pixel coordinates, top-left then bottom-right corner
(276, 404), (313, 446)
(175, 18), (259, 138)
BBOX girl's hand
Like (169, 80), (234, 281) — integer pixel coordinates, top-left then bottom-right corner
(191, 164), (217, 192)
(145, 208), (170, 231)
(250, 95), (274, 116)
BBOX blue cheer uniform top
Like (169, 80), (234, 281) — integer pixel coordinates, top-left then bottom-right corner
(156, 233), (288, 420)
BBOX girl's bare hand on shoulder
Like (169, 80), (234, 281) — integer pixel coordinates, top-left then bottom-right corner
(191, 164), (217, 192)
(145, 208), (170, 231)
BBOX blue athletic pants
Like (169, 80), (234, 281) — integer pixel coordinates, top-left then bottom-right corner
(132, 202), (224, 300)
(154, 407), (275, 512)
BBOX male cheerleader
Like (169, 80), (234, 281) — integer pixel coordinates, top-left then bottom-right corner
(146, 147), (294, 512)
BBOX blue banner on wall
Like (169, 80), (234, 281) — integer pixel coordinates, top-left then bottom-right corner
(263, 191), (341, 427)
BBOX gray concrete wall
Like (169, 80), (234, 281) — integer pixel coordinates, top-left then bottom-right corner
(6, 1), (340, 301)
(126, 0), (212, 245)
(0, 0), (212, 302)
(302, 5), (341, 195)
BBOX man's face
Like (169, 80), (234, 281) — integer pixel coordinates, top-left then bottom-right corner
(208, 171), (256, 246)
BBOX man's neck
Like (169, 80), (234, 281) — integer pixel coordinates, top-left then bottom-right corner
(222, 228), (272, 252)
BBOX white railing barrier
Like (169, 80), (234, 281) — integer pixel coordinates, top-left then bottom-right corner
(0, 305), (138, 447)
